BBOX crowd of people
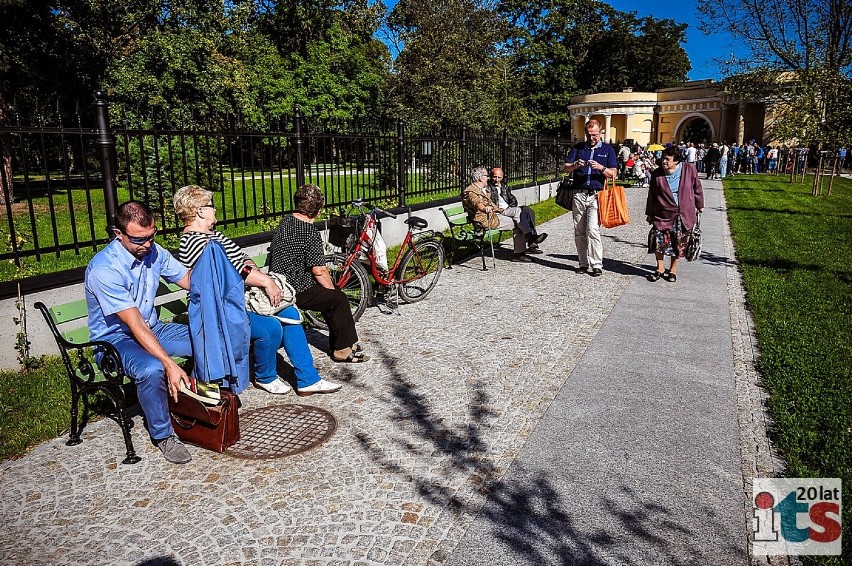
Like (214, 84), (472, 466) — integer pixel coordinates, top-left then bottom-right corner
(614, 139), (784, 183)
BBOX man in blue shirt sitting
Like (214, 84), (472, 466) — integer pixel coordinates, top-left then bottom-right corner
(562, 119), (618, 276)
(85, 201), (194, 464)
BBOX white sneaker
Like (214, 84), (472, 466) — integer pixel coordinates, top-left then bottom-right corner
(255, 378), (293, 395)
(296, 378), (342, 397)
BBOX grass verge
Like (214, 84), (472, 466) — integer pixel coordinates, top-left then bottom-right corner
(724, 173), (851, 564)
(0, 356), (72, 461)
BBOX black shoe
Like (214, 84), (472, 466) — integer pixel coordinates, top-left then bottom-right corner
(526, 247), (544, 254)
(590, 268), (602, 277)
(534, 233), (548, 244)
(577, 266), (589, 274)
(511, 253), (533, 263)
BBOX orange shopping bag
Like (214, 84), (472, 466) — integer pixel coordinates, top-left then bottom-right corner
(597, 179), (629, 228)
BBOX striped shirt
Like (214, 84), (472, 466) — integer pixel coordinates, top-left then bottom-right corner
(177, 230), (250, 271)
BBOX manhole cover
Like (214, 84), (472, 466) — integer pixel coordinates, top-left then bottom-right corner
(224, 404), (337, 460)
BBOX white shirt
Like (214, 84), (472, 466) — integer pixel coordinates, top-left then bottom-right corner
(492, 184), (510, 209)
(686, 146), (697, 162)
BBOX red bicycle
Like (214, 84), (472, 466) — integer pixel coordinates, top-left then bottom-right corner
(303, 200), (445, 329)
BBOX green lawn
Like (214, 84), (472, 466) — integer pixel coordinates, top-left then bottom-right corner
(724, 174), (851, 564)
(0, 357), (72, 461)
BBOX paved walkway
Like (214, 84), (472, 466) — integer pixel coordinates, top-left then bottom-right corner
(0, 180), (782, 565)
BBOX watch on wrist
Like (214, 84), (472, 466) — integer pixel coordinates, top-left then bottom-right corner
(240, 265), (253, 280)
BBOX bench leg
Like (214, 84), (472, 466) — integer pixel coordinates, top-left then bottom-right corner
(117, 409), (141, 464)
(446, 240), (456, 268)
(66, 391), (83, 447)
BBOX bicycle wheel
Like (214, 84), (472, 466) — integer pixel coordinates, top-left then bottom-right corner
(302, 254), (372, 330)
(397, 239), (444, 303)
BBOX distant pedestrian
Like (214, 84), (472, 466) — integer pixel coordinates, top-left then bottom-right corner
(705, 143), (721, 179)
(645, 147), (704, 283)
(767, 146), (779, 173)
(719, 142), (730, 178)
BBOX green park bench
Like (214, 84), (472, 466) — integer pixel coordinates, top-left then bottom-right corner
(440, 204), (512, 271)
(34, 251), (269, 465)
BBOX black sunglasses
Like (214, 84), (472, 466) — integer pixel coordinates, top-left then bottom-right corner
(121, 229), (157, 245)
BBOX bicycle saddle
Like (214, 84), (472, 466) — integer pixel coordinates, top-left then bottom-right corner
(404, 216), (428, 229)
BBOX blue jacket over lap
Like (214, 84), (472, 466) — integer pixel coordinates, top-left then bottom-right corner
(189, 240), (250, 392)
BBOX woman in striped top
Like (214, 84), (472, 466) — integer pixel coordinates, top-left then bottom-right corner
(173, 185), (341, 397)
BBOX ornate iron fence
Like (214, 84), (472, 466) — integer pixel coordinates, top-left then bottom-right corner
(0, 92), (564, 269)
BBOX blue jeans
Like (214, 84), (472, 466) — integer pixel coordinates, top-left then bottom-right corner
(99, 322), (192, 442)
(720, 157), (728, 177)
(248, 308), (320, 388)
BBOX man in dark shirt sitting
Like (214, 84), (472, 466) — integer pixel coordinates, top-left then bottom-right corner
(562, 119), (618, 277)
(487, 167), (547, 254)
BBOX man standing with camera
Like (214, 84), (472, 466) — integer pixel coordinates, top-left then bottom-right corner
(562, 119), (618, 277)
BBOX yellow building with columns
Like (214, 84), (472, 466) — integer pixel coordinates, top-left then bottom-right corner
(568, 80), (769, 146)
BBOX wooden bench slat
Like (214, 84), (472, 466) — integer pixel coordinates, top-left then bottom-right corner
(64, 326), (91, 344)
(51, 299), (89, 325)
(253, 252), (268, 268)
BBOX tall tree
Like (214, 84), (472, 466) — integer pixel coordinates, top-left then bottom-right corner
(499, 0), (690, 133)
(698, 0), (852, 149)
(385, 0), (527, 132)
(0, 0), (86, 202)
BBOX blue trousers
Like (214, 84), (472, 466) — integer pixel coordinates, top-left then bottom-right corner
(248, 308), (320, 388)
(100, 322), (192, 442)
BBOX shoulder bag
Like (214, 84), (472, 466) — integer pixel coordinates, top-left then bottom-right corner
(555, 176), (574, 210)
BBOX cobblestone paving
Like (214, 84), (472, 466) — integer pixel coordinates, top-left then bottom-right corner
(0, 186), (773, 566)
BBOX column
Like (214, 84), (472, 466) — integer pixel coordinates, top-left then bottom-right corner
(719, 105), (728, 143)
(604, 114), (612, 143)
(737, 103), (745, 145)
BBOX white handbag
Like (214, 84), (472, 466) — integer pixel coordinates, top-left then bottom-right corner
(244, 272), (301, 323)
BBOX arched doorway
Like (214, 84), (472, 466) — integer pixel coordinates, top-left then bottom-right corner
(675, 114), (714, 145)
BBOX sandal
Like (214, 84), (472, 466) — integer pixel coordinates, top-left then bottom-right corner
(352, 343), (364, 354)
(331, 350), (370, 363)
(665, 272), (678, 283)
(648, 270), (663, 282)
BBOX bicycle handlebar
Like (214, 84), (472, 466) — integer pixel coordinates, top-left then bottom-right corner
(351, 199), (397, 219)
(373, 207), (397, 219)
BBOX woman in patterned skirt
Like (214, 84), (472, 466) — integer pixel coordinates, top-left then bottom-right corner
(269, 184), (369, 364)
(173, 185), (341, 396)
(645, 146), (704, 283)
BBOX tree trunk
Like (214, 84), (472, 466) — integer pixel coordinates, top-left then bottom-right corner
(812, 151), (823, 196)
(0, 96), (14, 205)
(0, 154), (12, 205)
(827, 156), (837, 196)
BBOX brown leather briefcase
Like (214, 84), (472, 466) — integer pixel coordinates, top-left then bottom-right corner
(168, 388), (240, 452)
